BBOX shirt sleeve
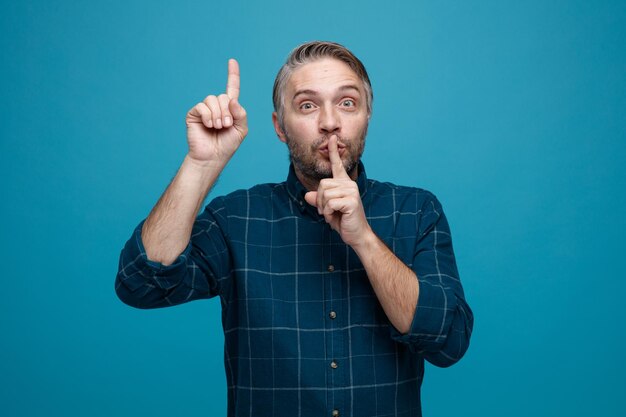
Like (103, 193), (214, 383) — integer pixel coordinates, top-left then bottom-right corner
(114, 197), (232, 309)
(389, 192), (474, 368)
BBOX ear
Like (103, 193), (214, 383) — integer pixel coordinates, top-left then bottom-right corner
(272, 112), (287, 143)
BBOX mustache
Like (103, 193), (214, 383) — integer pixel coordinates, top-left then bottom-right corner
(311, 135), (350, 150)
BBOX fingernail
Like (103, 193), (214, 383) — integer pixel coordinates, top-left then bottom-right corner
(207, 120), (213, 128)
(224, 116), (232, 126)
(215, 119), (222, 129)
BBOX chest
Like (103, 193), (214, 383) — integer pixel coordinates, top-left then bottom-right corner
(223, 214), (413, 332)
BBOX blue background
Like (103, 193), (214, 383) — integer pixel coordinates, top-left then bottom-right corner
(2, 1), (625, 415)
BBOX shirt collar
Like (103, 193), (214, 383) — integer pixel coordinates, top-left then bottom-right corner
(285, 161), (369, 215)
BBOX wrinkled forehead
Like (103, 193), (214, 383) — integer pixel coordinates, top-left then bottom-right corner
(285, 58), (365, 98)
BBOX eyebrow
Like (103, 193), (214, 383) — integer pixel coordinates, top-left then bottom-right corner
(292, 85), (361, 102)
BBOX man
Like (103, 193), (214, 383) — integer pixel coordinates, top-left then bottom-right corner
(116, 41), (473, 417)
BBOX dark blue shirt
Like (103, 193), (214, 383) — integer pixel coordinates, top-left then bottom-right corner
(116, 163), (473, 417)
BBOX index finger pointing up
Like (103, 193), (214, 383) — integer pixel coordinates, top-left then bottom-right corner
(328, 135), (349, 179)
(226, 58), (240, 99)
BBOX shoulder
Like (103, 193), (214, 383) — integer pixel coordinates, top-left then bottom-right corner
(366, 178), (441, 211)
(364, 178), (448, 237)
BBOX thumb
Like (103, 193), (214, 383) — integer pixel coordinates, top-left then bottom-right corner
(229, 98), (247, 124)
(304, 191), (318, 207)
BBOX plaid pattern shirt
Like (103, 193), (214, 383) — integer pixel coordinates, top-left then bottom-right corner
(116, 162), (473, 417)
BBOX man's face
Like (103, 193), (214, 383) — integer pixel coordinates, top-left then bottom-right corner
(273, 58), (370, 182)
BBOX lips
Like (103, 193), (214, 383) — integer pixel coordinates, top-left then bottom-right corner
(318, 141), (347, 153)
(318, 145), (346, 157)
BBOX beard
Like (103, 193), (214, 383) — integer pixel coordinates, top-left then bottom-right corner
(284, 124), (368, 182)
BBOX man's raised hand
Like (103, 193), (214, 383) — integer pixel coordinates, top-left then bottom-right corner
(185, 59), (248, 165)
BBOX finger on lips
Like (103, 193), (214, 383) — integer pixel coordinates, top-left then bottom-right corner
(328, 135), (349, 179)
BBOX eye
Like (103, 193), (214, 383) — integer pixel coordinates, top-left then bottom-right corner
(300, 102), (315, 110)
(341, 99), (355, 107)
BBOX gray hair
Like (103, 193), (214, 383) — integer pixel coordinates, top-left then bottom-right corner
(272, 41), (373, 131)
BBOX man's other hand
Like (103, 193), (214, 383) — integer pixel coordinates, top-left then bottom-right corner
(304, 135), (372, 248)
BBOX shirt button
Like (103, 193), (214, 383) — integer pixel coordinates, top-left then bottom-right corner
(329, 311), (337, 319)
(332, 410), (340, 417)
(330, 361), (338, 369)
(327, 264), (335, 272)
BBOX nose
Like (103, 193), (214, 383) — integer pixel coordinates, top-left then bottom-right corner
(318, 105), (341, 134)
